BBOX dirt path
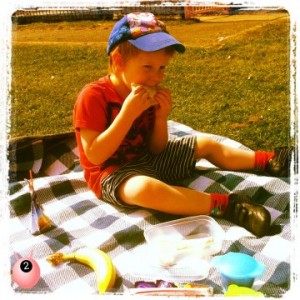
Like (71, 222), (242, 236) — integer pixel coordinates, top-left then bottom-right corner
(197, 12), (288, 22)
(11, 12), (289, 48)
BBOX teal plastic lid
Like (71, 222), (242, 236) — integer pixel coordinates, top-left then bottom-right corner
(212, 252), (265, 280)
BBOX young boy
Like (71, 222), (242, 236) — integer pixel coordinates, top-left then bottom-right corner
(73, 12), (291, 237)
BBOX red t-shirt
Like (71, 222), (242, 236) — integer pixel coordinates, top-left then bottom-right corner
(73, 75), (155, 197)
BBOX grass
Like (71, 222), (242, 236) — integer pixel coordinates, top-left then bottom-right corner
(10, 12), (291, 150)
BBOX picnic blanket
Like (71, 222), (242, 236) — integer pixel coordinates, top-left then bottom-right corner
(8, 120), (292, 297)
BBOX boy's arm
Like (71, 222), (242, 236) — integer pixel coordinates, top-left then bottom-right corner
(80, 107), (134, 165)
(148, 88), (172, 154)
(80, 85), (158, 165)
(148, 116), (169, 155)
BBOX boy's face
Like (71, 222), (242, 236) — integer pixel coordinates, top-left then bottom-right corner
(121, 49), (172, 89)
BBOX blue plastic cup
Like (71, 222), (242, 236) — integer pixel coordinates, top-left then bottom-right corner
(212, 252), (265, 290)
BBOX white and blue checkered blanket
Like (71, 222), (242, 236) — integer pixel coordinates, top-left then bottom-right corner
(8, 121), (294, 297)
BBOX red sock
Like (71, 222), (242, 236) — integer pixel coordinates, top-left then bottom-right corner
(254, 151), (275, 171)
(210, 193), (230, 217)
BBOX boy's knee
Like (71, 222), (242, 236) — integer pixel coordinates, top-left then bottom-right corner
(118, 175), (159, 206)
(195, 136), (218, 158)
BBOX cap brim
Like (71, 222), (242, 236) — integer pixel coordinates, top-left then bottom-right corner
(128, 32), (185, 53)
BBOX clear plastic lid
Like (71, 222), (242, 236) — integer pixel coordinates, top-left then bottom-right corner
(144, 215), (225, 267)
(123, 216), (225, 281)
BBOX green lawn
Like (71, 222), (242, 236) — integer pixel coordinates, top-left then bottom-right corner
(10, 12), (292, 150)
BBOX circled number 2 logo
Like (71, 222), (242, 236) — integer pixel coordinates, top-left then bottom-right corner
(12, 251), (41, 289)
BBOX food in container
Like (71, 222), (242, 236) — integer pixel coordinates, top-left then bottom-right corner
(144, 215), (225, 267)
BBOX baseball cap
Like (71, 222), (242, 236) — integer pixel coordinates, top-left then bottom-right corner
(107, 12), (185, 54)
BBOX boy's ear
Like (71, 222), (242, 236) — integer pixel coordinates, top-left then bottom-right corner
(112, 52), (123, 69)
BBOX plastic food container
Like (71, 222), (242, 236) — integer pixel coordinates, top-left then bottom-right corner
(212, 252), (265, 290)
(144, 215), (225, 268)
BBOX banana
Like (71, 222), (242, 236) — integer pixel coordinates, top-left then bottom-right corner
(47, 247), (116, 294)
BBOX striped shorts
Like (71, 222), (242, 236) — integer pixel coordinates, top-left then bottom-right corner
(101, 135), (197, 207)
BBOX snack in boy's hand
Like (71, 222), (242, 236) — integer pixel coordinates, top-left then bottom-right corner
(131, 83), (160, 107)
(144, 86), (158, 100)
(131, 83), (157, 99)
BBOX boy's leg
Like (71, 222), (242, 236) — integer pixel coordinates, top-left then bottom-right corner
(195, 136), (293, 176)
(118, 175), (212, 215)
(118, 175), (271, 237)
(194, 136), (282, 173)
(194, 136), (256, 170)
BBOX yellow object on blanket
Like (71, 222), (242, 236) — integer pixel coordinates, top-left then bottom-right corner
(47, 247), (116, 294)
(224, 285), (264, 297)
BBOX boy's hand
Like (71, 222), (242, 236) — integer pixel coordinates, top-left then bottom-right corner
(154, 87), (172, 119)
(122, 84), (158, 122)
